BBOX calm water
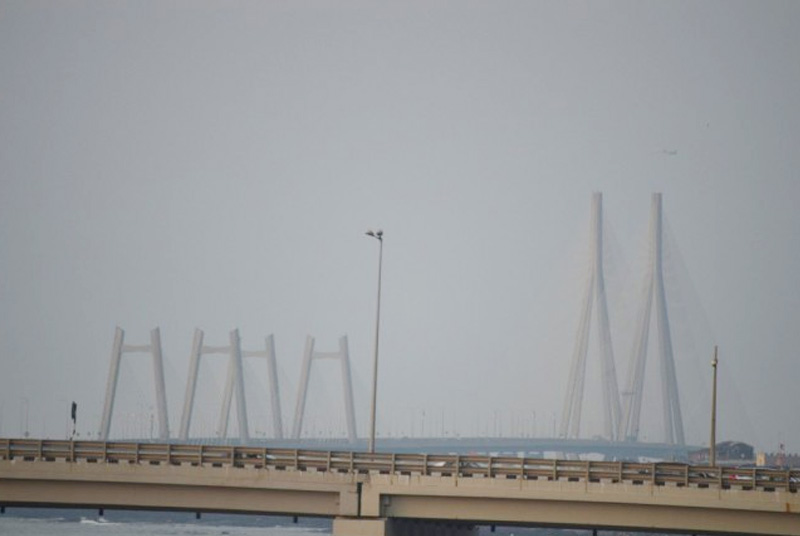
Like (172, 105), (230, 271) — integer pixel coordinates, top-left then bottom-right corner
(0, 509), (332, 536)
(0, 508), (645, 536)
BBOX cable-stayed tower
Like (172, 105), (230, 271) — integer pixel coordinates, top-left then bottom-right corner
(99, 327), (170, 440)
(560, 192), (622, 440)
(179, 328), (249, 441)
(292, 335), (357, 443)
(619, 193), (685, 445)
(218, 334), (284, 439)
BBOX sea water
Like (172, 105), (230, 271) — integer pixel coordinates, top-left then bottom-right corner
(0, 508), (636, 536)
(0, 508), (332, 536)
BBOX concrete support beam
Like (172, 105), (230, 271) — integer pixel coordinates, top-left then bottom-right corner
(0, 459), (360, 518)
(359, 473), (800, 536)
(2, 453), (799, 536)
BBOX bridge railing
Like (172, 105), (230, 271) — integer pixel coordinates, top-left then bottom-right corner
(1, 438), (797, 492)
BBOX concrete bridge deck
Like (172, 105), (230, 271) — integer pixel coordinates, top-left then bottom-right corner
(1, 439), (799, 536)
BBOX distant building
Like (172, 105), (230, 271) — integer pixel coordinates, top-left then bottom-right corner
(689, 441), (754, 464)
(757, 447), (800, 468)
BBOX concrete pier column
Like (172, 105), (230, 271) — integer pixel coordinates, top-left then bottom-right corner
(334, 518), (391, 536)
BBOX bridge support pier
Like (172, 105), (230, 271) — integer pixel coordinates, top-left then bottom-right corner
(333, 518), (476, 536)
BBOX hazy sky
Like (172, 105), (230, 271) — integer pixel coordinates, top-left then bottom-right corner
(1, 1), (799, 452)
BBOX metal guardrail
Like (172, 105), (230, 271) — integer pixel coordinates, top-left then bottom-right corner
(1, 438), (797, 492)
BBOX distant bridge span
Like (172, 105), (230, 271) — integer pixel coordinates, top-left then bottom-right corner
(185, 436), (701, 461)
(1, 439), (799, 536)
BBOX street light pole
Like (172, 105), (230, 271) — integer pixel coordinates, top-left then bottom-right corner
(366, 229), (383, 454)
(710, 346), (718, 467)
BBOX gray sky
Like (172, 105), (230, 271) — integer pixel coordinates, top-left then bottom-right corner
(1, 1), (799, 452)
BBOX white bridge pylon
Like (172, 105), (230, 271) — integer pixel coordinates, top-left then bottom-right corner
(178, 329), (285, 441)
(619, 193), (685, 445)
(291, 335), (357, 443)
(99, 327), (170, 441)
(560, 192), (622, 441)
(178, 329), (251, 441)
(560, 192), (686, 446)
(220, 334), (284, 439)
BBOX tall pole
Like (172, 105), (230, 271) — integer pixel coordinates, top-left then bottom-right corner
(710, 346), (718, 466)
(366, 229), (384, 453)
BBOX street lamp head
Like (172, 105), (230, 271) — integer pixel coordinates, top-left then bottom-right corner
(366, 229), (384, 240)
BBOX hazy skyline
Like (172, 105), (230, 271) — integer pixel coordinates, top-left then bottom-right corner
(1, 1), (799, 452)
